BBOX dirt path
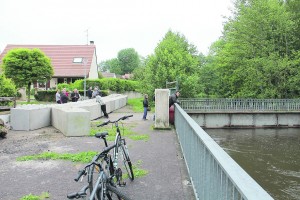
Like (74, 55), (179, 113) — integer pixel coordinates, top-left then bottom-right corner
(0, 106), (194, 200)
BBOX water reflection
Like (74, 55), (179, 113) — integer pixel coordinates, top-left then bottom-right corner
(205, 128), (300, 200)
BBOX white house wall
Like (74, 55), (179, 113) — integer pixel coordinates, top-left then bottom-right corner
(89, 50), (98, 79)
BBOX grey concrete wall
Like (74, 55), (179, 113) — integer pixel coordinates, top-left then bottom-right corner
(154, 89), (169, 129)
(189, 112), (300, 128)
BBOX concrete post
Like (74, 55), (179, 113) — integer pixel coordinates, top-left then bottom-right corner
(154, 89), (169, 129)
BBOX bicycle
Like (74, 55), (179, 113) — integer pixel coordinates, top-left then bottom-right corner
(67, 144), (131, 200)
(88, 115), (134, 195)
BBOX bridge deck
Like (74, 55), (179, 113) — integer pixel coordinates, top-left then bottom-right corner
(0, 106), (195, 200)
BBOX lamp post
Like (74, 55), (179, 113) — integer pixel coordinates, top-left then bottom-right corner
(83, 58), (88, 99)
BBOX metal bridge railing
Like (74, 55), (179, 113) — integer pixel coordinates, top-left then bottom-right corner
(180, 98), (300, 111)
(174, 104), (273, 200)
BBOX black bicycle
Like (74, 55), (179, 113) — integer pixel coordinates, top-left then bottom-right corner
(88, 115), (134, 196)
(67, 144), (131, 200)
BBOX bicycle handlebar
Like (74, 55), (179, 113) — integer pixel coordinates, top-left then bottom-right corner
(97, 115), (133, 127)
(74, 170), (85, 182)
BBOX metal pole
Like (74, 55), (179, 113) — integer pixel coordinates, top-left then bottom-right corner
(83, 58), (88, 99)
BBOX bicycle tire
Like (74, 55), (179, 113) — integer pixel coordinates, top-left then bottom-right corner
(88, 155), (114, 197)
(97, 184), (132, 200)
(120, 142), (134, 181)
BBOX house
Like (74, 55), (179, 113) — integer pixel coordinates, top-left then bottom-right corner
(0, 42), (98, 89)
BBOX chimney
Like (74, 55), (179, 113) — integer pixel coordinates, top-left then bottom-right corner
(90, 41), (94, 45)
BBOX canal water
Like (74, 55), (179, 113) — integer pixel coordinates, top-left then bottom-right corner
(205, 128), (300, 200)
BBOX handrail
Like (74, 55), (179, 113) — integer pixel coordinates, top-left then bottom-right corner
(180, 98), (300, 111)
(174, 104), (273, 200)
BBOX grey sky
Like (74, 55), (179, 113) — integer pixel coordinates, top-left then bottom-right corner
(0, 0), (233, 61)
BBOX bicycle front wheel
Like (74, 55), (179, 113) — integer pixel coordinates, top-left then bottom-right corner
(88, 155), (114, 196)
(97, 184), (132, 200)
(120, 141), (134, 181)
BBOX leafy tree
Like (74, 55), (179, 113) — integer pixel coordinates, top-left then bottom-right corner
(117, 48), (140, 74)
(203, 0), (299, 98)
(141, 30), (200, 98)
(2, 48), (54, 102)
(100, 58), (122, 75)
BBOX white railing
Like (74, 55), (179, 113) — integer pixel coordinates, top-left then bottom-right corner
(180, 98), (300, 111)
(174, 104), (273, 200)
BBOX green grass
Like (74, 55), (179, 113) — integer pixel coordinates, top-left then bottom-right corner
(127, 98), (144, 112)
(124, 160), (148, 179)
(20, 192), (50, 200)
(17, 151), (97, 163)
(129, 134), (149, 141)
(90, 121), (148, 141)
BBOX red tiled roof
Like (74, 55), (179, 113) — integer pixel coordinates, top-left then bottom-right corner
(0, 44), (96, 77)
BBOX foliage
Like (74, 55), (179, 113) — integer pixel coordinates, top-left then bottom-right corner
(66, 78), (139, 92)
(117, 48), (140, 74)
(137, 30), (200, 99)
(198, 0), (300, 98)
(0, 74), (16, 97)
(100, 48), (140, 75)
(2, 48), (53, 102)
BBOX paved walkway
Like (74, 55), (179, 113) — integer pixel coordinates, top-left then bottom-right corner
(113, 106), (195, 199)
(0, 105), (195, 200)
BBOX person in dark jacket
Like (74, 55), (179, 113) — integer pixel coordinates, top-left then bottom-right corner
(169, 91), (180, 108)
(70, 89), (81, 102)
(60, 89), (69, 104)
(142, 94), (149, 120)
(87, 86), (93, 99)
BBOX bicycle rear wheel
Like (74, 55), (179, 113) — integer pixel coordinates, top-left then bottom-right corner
(120, 141), (134, 181)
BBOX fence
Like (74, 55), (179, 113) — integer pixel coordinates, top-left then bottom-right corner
(0, 97), (16, 111)
(180, 98), (300, 111)
(174, 104), (273, 200)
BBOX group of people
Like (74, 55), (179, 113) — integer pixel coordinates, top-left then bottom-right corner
(142, 90), (180, 120)
(56, 88), (81, 104)
(55, 86), (109, 118)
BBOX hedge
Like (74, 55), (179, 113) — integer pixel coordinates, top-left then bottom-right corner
(57, 78), (140, 92)
(34, 90), (109, 102)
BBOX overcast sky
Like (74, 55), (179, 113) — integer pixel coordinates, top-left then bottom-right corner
(0, 0), (233, 61)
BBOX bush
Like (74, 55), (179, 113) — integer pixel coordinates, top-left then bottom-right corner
(0, 74), (17, 97)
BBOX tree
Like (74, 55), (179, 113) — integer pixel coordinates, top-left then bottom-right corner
(141, 30), (200, 98)
(203, 0), (299, 98)
(2, 48), (54, 102)
(117, 48), (140, 74)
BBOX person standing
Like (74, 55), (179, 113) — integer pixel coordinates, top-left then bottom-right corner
(60, 88), (68, 104)
(96, 94), (109, 118)
(70, 89), (81, 102)
(92, 87), (99, 98)
(87, 86), (93, 99)
(169, 91), (180, 108)
(55, 89), (61, 104)
(142, 94), (149, 120)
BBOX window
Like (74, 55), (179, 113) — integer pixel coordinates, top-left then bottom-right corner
(73, 57), (83, 63)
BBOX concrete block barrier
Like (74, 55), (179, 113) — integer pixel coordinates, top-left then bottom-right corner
(52, 107), (90, 136)
(11, 105), (51, 131)
(9, 94), (128, 136)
